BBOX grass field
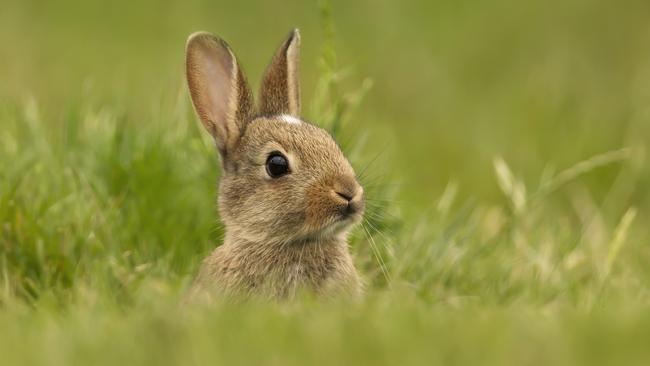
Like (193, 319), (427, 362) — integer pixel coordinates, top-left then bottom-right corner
(1, 0), (650, 364)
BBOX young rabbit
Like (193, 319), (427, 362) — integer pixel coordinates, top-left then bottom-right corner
(186, 29), (364, 300)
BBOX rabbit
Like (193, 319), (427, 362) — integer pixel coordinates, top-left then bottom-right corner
(185, 29), (365, 301)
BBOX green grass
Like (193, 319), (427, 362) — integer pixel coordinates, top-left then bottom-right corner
(2, 0), (650, 364)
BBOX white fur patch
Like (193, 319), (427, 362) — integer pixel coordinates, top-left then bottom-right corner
(278, 114), (302, 125)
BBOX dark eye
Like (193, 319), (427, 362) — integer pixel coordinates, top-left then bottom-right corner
(266, 152), (290, 178)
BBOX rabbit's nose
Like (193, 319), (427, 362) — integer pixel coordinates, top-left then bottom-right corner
(332, 177), (364, 215)
(332, 176), (362, 199)
(334, 187), (363, 202)
(335, 191), (354, 202)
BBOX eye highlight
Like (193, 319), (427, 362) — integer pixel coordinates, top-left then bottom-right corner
(265, 152), (290, 178)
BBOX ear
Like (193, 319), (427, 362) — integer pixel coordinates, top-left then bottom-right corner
(258, 29), (301, 117)
(186, 32), (254, 164)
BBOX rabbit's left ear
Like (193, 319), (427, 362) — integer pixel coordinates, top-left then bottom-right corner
(259, 29), (301, 117)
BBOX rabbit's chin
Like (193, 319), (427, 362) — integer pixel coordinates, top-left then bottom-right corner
(296, 213), (362, 243)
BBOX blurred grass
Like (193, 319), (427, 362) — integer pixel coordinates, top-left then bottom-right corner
(1, 0), (650, 364)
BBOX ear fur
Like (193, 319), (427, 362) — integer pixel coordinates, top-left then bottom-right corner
(186, 32), (254, 165)
(258, 29), (301, 117)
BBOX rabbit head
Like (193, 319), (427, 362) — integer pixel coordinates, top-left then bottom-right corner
(186, 29), (364, 245)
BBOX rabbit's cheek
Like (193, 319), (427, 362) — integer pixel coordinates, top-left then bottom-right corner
(218, 178), (250, 217)
(304, 181), (339, 231)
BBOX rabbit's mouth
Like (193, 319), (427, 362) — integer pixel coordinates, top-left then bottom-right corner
(299, 209), (363, 242)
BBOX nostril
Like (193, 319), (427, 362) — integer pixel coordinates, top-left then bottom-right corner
(345, 202), (358, 215)
(336, 191), (353, 202)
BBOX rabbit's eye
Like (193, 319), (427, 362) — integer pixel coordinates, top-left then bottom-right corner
(266, 152), (290, 178)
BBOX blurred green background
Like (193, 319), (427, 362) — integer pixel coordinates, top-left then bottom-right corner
(3, 0), (648, 214)
(1, 0), (650, 365)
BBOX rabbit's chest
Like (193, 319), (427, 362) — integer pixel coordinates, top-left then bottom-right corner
(208, 241), (356, 299)
(233, 247), (340, 296)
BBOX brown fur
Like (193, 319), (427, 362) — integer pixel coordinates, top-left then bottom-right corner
(185, 29), (364, 301)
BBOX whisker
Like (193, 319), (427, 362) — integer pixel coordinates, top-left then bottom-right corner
(363, 211), (392, 224)
(364, 197), (400, 203)
(364, 207), (399, 222)
(361, 221), (392, 288)
(363, 217), (393, 244)
(357, 150), (387, 179)
(366, 202), (392, 215)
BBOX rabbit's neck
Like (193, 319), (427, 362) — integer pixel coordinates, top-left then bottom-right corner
(224, 235), (350, 274)
(209, 234), (359, 299)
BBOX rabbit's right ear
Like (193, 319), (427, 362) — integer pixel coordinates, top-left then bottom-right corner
(186, 32), (254, 165)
